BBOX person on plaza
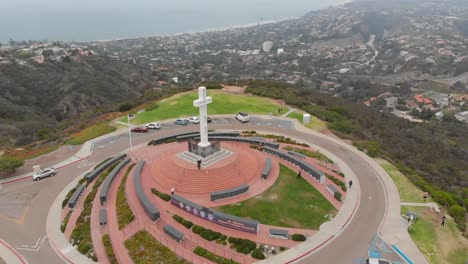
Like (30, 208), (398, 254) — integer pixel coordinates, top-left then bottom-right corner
(348, 180), (353, 189)
(297, 170), (302, 179)
(171, 187), (175, 196)
(197, 159), (201, 169)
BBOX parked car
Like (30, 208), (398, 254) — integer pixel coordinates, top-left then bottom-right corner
(174, 119), (188, 126)
(146, 123), (161, 130)
(366, 258), (392, 264)
(187, 116), (200, 124)
(131, 126), (149, 133)
(33, 167), (56, 181)
(235, 112), (249, 123)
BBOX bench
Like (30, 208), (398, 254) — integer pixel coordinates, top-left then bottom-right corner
(261, 158), (272, 179)
(326, 184), (339, 195)
(176, 132), (240, 141)
(86, 153), (126, 183)
(263, 146), (325, 183)
(134, 161), (160, 221)
(100, 157), (131, 204)
(269, 228), (289, 239)
(287, 151), (306, 159)
(210, 184), (249, 201)
(68, 184), (86, 209)
(99, 208), (107, 226)
(209, 136), (280, 149)
(163, 224), (184, 242)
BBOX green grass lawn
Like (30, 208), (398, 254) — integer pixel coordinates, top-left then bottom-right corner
(125, 230), (189, 264)
(216, 164), (336, 229)
(287, 111), (327, 131)
(65, 122), (116, 145)
(376, 159), (430, 203)
(402, 206), (468, 264)
(121, 90), (282, 125)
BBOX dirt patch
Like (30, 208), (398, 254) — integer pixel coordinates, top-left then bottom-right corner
(266, 193), (279, 201)
(221, 85), (246, 94)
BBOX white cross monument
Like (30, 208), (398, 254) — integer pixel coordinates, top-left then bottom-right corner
(193, 86), (212, 156)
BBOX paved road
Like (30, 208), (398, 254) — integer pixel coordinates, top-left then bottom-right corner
(0, 117), (386, 264)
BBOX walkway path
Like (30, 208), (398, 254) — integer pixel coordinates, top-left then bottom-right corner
(281, 108), (295, 118)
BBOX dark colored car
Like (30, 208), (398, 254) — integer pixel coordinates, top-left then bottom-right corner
(131, 126), (149, 133)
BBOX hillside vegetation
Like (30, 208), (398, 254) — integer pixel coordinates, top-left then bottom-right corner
(244, 80), (468, 232)
(0, 55), (152, 147)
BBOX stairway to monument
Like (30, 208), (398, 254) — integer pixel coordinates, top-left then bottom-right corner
(151, 144), (263, 194)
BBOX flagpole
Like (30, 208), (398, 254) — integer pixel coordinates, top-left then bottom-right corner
(128, 114), (133, 152)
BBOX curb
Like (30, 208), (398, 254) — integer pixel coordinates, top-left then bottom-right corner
(0, 156), (89, 185)
(0, 239), (28, 264)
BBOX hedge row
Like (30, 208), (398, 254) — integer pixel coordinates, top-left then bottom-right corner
(292, 234), (306, 241)
(251, 248), (265, 260)
(151, 188), (171, 201)
(102, 234), (118, 264)
(173, 214), (194, 229)
(326, 174), (347, 192)
(228, 237), (256, 254)
(194, 246), (240, 264)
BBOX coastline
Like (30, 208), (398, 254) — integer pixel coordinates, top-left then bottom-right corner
(93, 16), (299, 43)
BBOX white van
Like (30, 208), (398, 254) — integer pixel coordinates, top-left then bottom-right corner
(235, 112), (249, 123)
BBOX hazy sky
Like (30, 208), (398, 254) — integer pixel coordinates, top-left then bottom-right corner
(0, 0), (350, 41)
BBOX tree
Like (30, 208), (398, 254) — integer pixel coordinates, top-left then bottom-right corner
(0, 156), (24, 173)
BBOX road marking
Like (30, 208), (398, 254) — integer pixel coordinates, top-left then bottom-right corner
(77, 159), (88, 168)
(16, 235), (46, 252)
(0, 206), (30, 225)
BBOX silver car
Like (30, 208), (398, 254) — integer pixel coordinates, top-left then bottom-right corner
(33, 167), (56, 181)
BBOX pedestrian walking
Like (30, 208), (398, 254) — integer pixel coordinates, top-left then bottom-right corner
(348, 180), (353, 189)
(297, 170), (302, 179)
(197, 159), (201, 170)
(441, 215), (446, 227)
(423, 192), (428, 201)
(171, 187), (175, 196)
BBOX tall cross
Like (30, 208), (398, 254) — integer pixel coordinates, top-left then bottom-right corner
(193, 86), (212, 148)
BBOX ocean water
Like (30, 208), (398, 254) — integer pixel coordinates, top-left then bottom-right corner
(0, 0), (349, 42)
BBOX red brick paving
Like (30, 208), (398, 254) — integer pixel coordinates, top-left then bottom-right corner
(64, 181), (96, 239)
(65, 140), (345, 264)
(90, 183), (110, 264)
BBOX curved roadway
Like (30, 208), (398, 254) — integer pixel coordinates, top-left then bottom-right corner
(0, 118), (387, 264)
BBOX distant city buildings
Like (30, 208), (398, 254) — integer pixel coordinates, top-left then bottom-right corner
(262, 41), (273, 52)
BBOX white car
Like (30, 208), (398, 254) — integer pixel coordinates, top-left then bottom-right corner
(366, 258), (391, 264)
(33, 167), (56, 181)
(187, 116), (200, 124)
(235, 112), (249, 123)
(146, 122), (161, 130)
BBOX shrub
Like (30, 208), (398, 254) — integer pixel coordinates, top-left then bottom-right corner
(77, 241), (92, 254)
(0, 156), (24, 173)
(292, 234), (306, 241)
(229, 237), (256, 254)
(326, 174), (347, 192)
(334, 192), (342, 201)
(145, 102), (160, 111)
(192, 225), (206, 234)
(151, 188), (171, 201)
(118, 102), (133, 112)
(194, 246), (240, 264)
(200, 229), (222, 241)
(280, 246), (286, 251)
(173, 214), (193, 229)
(449, 205), (467, 231)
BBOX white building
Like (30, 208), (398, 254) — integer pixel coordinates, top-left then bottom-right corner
(262, 41), (273, 53)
